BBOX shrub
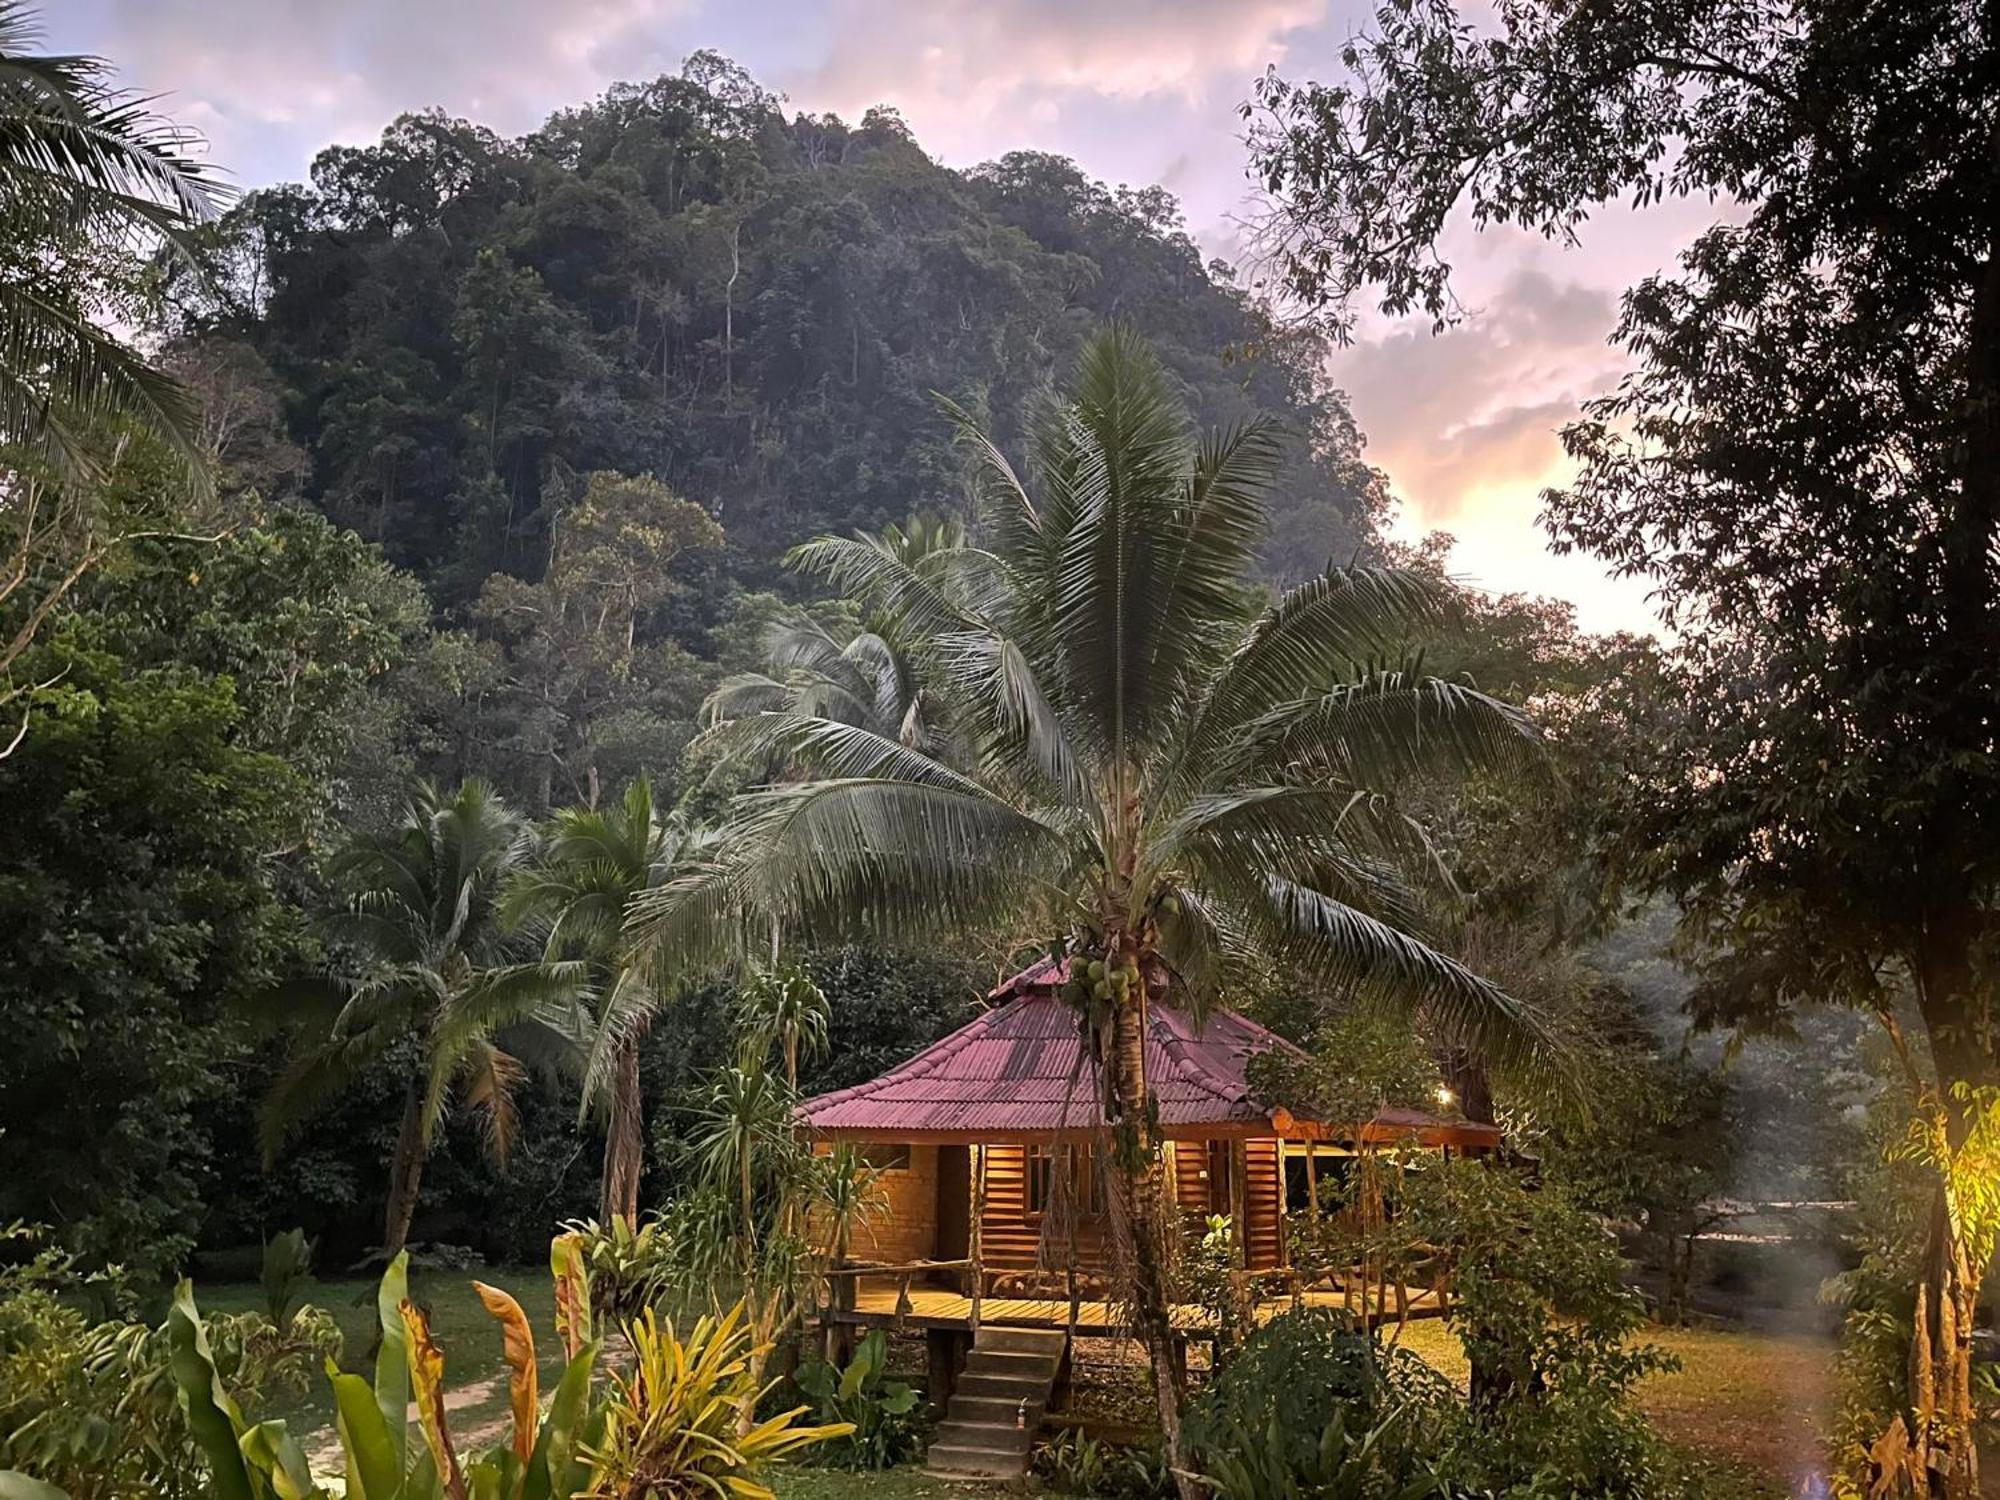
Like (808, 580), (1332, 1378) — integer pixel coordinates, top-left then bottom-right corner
(1184, 1307), (1451, 1498)
(559, 1214), (675, 1321)
(1034, 1429), (1176, 1500)
(1196, 1406), (1445, 1500)
(0, 1225), (336, 1500)
(1399, 1162), (1707, 1499)
(587, 1304), (853, 1499)
(792, 1329), (924, 1469)
(1186, 1307), (1452, 1464)
(3, 1239), (853, 1500)
(259, 1227), (313, 1330)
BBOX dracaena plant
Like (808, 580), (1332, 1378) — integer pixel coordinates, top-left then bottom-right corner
(630, 328), (1556, 1495)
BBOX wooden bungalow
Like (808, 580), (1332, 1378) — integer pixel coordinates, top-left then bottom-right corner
(800, 956), (1499, 1338)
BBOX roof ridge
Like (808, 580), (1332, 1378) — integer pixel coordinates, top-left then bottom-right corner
(1150, 1005), (1265, 1108)
(796, 1000), (1001, 1117)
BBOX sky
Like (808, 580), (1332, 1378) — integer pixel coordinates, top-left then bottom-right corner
(49, 0), (1711, 635)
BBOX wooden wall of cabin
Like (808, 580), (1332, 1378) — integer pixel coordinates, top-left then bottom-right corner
(1162, 1138), (1283, 1270)
(974, 1143), (1112, 1280)
(821, 1142), (940, 1265)
(970, 1137), (1288, 1281)
(1243, 1139), (1283, 1269)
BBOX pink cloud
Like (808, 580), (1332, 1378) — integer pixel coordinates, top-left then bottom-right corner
(96, 0), (692, 175)
(796, 0), (1327, 158)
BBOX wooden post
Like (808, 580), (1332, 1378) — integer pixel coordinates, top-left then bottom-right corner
(1066, 1143), (1082, 1331)
(825, 1262), (858, 1364)
(1305, 1146), (1320, 1221)
(1228, 1140), (1249, 1264)
(968, 1143), (986, 1332)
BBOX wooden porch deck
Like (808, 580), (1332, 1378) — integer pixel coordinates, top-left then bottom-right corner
(833, 1283), (1447, 1338)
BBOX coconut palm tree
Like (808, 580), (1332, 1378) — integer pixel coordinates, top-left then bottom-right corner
(632, 329), (1550, 1489)
(0, 0), (221, 485)
(261, 780), (577, 1257)
(503, 774), (712, 1226)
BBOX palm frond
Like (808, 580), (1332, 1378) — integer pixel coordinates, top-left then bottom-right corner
(1250, 875), (1559, 1080)
(1179, 566), (1452, 778)
(1135, 417), (1284, 714)
(0, 5), (226, 487)
(571, 964), (663, 1123)
(932, 631), (1094, 806)
(1163, 785), (1444, 936)
(0, 282), (210, 491)
(1239, 670), (1541, 787)
(785, 534), (980, 640)
(257, 1028), (395, 1166)
(695, 712), (986, 792)
(456, 1039), (528, 1167)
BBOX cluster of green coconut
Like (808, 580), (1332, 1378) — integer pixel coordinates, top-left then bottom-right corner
(1060, 952), (1143, 1006)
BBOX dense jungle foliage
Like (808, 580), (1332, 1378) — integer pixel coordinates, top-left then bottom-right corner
(0, 53), (1391, 1279)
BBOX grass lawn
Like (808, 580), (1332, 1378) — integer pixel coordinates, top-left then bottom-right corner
(772, 1471), (972, 1500)
(200, 1267), (563, 1448)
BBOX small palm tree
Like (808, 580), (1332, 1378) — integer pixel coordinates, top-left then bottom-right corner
(634, 330), (1551, 1490)
(0, 1), (221, 485)
(262, 780), (577, 1256)
(503, 775), (711, 1226)
(733, 962), (829, 1087)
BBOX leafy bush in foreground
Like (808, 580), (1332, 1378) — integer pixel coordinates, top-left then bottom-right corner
(0, 1240), (851, 1500)
(792, 1329), (924, 1470)
(0, 1225), (335, 1500)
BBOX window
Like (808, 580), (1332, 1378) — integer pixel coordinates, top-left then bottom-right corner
(1025, 1145), (1107, 1217)
(1283, 1148), (1354, 1214)
(858, 1143), (910, 1172)
(1026, 1146), (1054, 1214)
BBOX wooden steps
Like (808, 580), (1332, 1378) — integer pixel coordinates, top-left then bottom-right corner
(926, 1325), (1066, 1481)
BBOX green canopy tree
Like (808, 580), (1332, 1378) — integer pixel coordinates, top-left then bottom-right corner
(262, 779), (576, 1256)
(472, 471), (723, 812)
(1251, 4), (2000, 1489)
(503, 774), (712, 1226)
(633, 330), (1548, 1491)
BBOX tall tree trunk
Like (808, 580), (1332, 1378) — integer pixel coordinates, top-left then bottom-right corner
(601, 1037), (645, 1228)
(1911, 1189), (1981, 1500)
(383, 1082), (428, 1256)
(1439, 1048), (1494, 1127)
(1904, 918), (1993, 1500)
(1438, 1046), (1515, 1402)
(1106, 962), (1199, 1500)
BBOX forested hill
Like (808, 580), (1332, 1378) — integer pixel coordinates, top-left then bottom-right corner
(173, 54), (1387, 604)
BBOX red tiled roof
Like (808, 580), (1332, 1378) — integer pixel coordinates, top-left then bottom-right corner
(798, 958), (1501, 1148)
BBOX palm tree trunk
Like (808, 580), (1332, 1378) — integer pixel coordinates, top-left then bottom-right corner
(1907, 919), (1991, 1500)
(1106, 972), (1198, 1500)
(383, 1082), (428, 1256)
(601, 1036), (645, 1228)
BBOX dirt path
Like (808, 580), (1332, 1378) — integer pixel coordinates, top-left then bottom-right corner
(301, 1374), (514, 1481)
